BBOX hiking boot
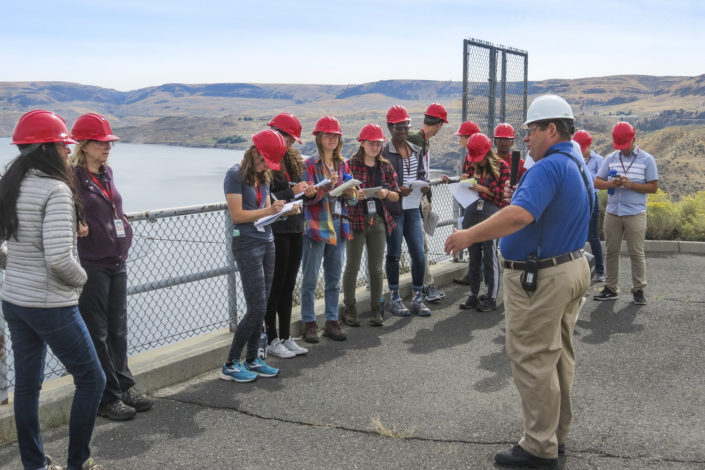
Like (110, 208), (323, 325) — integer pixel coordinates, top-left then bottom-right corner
(244, 357), (279, 377)
(594, 286), (618, 301)
(459, 294), (479, 310)
(323, 320), (347, 341)
(452, 276), (470, 285)
(387, 297), (410, 316)
(282, 337), (308, 355)
(369, 309), (384, 327)
(219, 361), (257, 383)
(632, 289), (647, 305)
(476, 298), (497, 312)
(303, 321), (320, 344)
(341, 305), (360, 327)
(45, 455), (64, 470)
(268, 338), (296, 358)
(122, 387), (153, 412)
(423, 284), (445, 302)
(411, 292), (431, 317)
(594, 272), (606, 282)
(81, 458), (104, 470)
(98, 399), (136, 421)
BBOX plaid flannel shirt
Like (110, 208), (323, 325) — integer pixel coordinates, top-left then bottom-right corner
(346, 157), (400, 235)
(462, 158), (511, 208)
(302, 154), (357, 244)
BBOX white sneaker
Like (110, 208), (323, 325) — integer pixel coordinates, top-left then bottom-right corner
(267, 339), (296, 358)
(282, 337), (308, 355)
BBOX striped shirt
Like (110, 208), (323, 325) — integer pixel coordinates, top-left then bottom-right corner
(596, 146), (658, 216)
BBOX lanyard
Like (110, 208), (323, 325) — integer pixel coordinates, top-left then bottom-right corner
(322, 160), (338, 182)
(619, 147), (639, 175)
(88, 172), (118, 215)
(255, 181), (262, 207)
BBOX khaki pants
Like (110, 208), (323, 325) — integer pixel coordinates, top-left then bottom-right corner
(504, 256), (590, 459)
(342, 214), (387, 312)
(604, 212), (647, 292)
(421, 197), (435, 287)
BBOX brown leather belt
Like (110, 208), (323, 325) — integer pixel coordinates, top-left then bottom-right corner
(502, 250), (584, 270)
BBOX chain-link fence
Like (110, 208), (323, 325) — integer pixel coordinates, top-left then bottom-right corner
(462, 38), (528, 153)
(0, 180), (458, 394)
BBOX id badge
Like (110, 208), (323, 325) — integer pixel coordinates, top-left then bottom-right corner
(367, 199), (377, 214)
(476, 199), (484, 211)
(114, 218), (126, 238)
(333, 200), (342, 215)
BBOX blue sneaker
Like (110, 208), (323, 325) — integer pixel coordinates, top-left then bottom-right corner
(219, 361), (257, 383)
(244, 358), (279, 378)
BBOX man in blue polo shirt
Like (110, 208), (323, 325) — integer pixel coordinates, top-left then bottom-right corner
(593, 122), (658, 305)
(446, 94), (591, 468)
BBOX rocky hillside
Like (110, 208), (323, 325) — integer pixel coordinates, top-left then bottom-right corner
(1, 76), (704, 197)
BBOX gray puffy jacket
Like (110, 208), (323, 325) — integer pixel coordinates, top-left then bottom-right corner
(0, 170), (87, 308)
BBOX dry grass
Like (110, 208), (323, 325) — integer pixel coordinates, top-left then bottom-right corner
(370, 416), (415, 439)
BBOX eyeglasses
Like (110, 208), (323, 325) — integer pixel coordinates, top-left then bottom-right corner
(321, 133), (340, 139)
(526, 125), (544, 136)
(390, 124), (411, 131)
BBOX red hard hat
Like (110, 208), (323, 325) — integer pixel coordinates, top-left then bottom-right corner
(425, 102), (448, 123)
(455, 121), (481, 136)
(71, 113), (119, 142)
(12, 110), (77, 145)
(312, 116), (342, 135)
(386, 105), (410, 124)
(612, 122), (635, 150)
(268, 113), (302, 143)
(252, 129), (287, 171)
(467, 133), (492, 163)
(357, 124), (386, 142)
(493, 123), (515, 139)
(573, 130), (593, 152)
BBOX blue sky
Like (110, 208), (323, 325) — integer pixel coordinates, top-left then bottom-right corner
(1, 0), (703, 91)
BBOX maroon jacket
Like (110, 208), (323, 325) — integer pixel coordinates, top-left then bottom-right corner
(73, 165), (132, 269)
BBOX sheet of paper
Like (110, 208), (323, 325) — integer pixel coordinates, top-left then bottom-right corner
(423, 210), (440, 236)
(402, 180), (430, 210)
(328, 178), (361, 198)
(254, 200), (303, 228)
(449, 182), (480, 209)
(294, 178), (331, 199)
(360, 186), (383, 198)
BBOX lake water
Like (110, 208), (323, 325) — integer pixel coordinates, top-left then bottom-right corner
(0, 137), (245, 213)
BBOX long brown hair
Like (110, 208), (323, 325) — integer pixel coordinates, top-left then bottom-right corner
(476, 148), (502, 181)
(273, 147), (304, 180)
(314, 133), (344, 164)
(240, 146), (271, 186)
(350, 143), (390, 165)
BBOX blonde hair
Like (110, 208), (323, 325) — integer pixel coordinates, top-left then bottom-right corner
(240, 146), (272, 186)
(477, 149), (502, 181)
(69, 141), (93, 168)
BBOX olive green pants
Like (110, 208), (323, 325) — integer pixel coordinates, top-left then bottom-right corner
(343, 214), (387, 313)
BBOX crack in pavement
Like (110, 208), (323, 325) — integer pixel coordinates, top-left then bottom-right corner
(159, 396), (705, 465)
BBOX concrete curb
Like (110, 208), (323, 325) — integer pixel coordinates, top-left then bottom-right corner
(0, 260), (468, 444)
(584, 240), (705, 255)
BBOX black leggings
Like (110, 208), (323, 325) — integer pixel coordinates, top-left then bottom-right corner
(265, 232), (303, 341)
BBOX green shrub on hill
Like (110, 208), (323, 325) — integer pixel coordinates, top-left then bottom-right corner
(646, 190), (680, 240)
(678, 192), (705, 241)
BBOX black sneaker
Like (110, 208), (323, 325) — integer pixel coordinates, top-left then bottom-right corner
(459, 295), (478, 310)
(122, 387), (153, 412)
(476, 298), (497, 312)
(98, 399), (136, 421)
(494, 444), (557, 467)
(632, 290), (646, 305)
(593, 286), (618, 301)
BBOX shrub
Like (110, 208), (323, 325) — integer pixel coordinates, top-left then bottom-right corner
(679, 191), (705, 241)
(646, 190), (680, 240)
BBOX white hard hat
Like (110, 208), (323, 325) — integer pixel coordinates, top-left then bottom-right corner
(524, 94), (574, 126)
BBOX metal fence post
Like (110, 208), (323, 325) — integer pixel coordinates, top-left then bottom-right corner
(488, 45), (497, 136)
(224, 211), (238, 330)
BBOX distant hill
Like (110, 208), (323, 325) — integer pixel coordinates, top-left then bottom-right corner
(1, 75), (704, 198)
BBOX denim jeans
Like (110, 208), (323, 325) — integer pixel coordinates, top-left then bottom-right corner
(228, 236), (275, 362)
(2, 301), (106, 470)
(300, 217), (346, 323)
(79, 263), (135, 405)
(587, 200), (605, 275)
(385, 208), (425, 294)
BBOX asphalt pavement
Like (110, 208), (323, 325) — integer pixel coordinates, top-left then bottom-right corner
(1, 253), (704, 470)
